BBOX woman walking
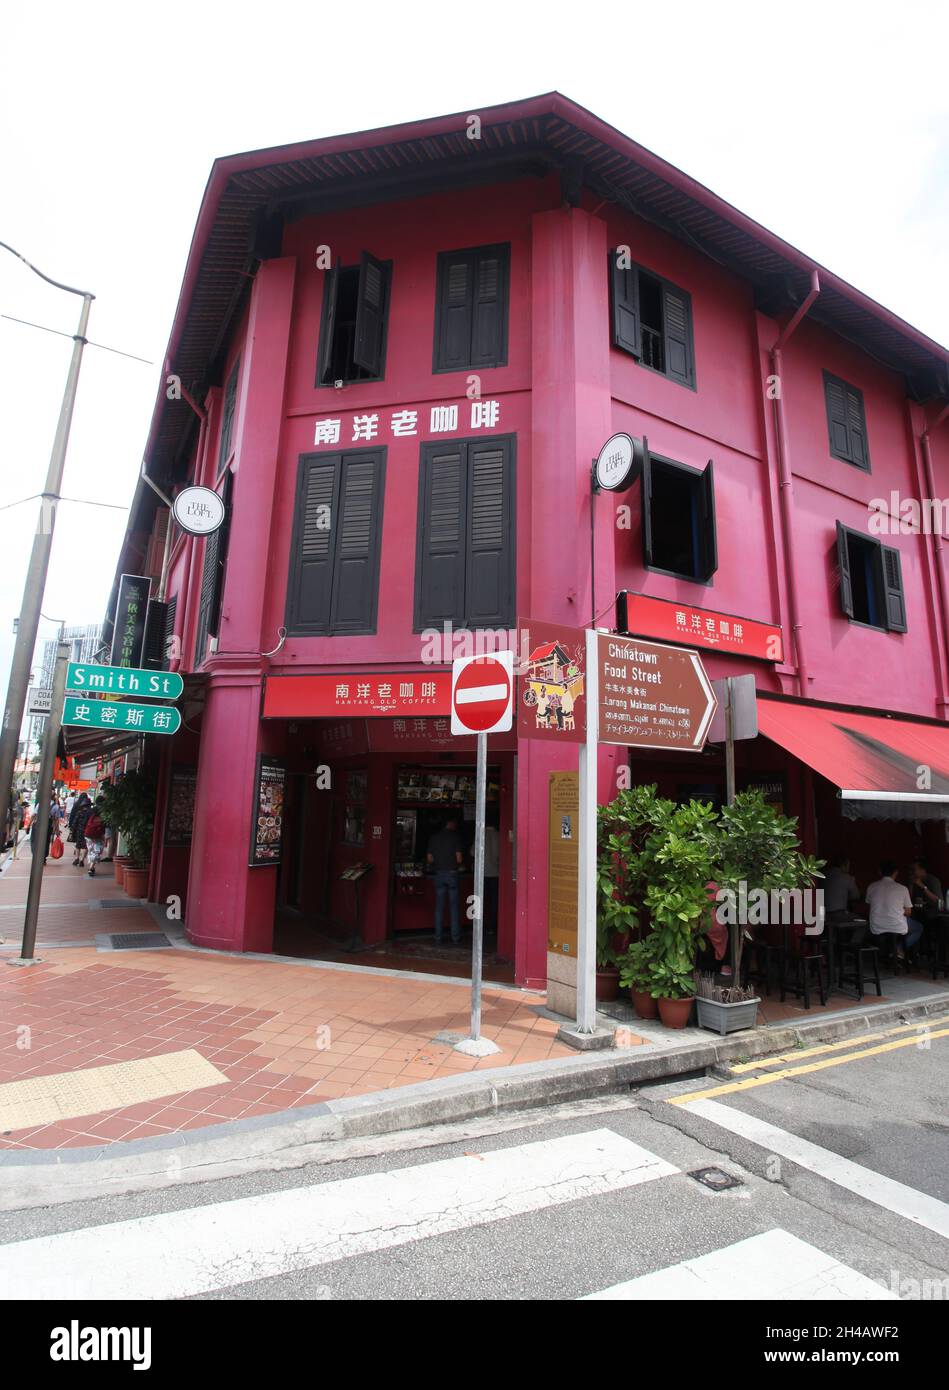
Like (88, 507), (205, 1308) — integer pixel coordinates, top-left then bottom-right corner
(69, 792), (92, 869)
(82, 803), (107, 878)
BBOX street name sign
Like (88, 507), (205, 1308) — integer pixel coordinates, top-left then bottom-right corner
(595, 632), (717, 752)
(61, 698), (181, 736)
(67, 663), (183, 700)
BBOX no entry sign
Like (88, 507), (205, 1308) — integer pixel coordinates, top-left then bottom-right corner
(450, 653), (514, 735)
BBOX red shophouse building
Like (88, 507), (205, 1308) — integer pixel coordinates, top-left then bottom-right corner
(95, 94), (949, 989)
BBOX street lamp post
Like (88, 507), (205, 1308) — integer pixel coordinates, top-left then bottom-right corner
(0, 242), (94, 838)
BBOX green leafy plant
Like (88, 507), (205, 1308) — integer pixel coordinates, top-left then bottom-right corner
(97, 769), (157, 868)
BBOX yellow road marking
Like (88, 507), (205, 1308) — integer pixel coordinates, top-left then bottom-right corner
(669, 1026), (949, 1106)
(727, 1014), (949, 1073)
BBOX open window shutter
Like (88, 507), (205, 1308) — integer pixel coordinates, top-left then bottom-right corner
(825, 375), (851, 461)
(881, 543), (907, 632)
(698, 459), (718, 580)
(836, 522), (855, 619)
(206, 471), (233, 641)
(435, 252), (474, 372)
(845, 385), (869, 470)
(662, 283), (694, 387)
(465, 437), (514, 627)
(194, 527), (220, 663)
(218, 363), (239, 467)
(415, 442), (467, 628)
(353, 252), (388, 376)
(470, 247), (507, 367)
(329, 451), (385, 633)
(316, 263), (340, 385)
(640, 442), (654, 567)
(286, 455), (341, 633)
(163, 595), (178, 667)
(610, 253), (641, 357)
(142, 600), (170, 670)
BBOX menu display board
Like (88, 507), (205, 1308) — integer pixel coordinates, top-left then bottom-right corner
(164, 765), (197, 847)
(249, 755), (287, 867)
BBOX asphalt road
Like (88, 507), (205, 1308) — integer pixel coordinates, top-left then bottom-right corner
(0, 1019), (947, 1304)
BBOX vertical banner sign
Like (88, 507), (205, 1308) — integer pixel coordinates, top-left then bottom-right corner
(249, 755), (287, 867)
(110, 574), (152, 668)
(548, 772), (579, 955)
(516, 616), (586, 743)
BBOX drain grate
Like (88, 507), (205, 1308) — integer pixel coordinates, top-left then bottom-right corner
(107, 933), (171, 950)
(688, 1166), (743, 1191)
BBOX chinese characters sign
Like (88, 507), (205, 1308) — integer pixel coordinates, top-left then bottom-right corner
(617, 592), (783, 663)
(263, 672), (452, 719)
(517, 617), (585, 744)
(312, 399), (502, 448)
(110, 574), (152, 668)
(62, 698), (182, 735)
(596, 633), (716, 751)
(249, 755), (286, 867)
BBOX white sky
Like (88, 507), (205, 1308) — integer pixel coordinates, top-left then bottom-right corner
(2, 0), (948, 725)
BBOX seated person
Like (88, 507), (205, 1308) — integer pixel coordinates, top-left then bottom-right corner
(910, 859), (942, 919)
(866, 860), (924, 965)
(824, 854), (860, 919)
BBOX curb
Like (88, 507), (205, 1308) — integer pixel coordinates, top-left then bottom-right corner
(2, 990), (947, 1208)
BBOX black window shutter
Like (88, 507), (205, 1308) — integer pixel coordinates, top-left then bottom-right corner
(142, 600), (169, 670)
(164, 595), (178, 667)
(470, 247), (508, 368)
(218, 362), (239, 468)
(610, 252), (641, 357)
(881, 543), (907, 632)
(662, 283), (694, 387)
(194, 527), (220, 663)
(328, 451), (386, 633)
(698, 459), (718, 580)
(641, 443), (654, 567)
(836, 522), (855, 619)
(434, 251), (474, 373)
(415, 442), (467, 628)
(465, 437), (514, 627)
(316, 263), (340, 386)
(206, 471), (233, 642)
(845, 385), (869, 470)
(286, 454), (342, 633)
(353, 252), (389, 376)
(825, 374), (853, 462)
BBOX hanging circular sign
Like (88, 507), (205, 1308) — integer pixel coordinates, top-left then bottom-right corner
(593, 433), (640, 492)
(172, 486), (226, 536)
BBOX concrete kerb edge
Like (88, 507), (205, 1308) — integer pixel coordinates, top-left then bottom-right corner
(1, 990), (946, 1207)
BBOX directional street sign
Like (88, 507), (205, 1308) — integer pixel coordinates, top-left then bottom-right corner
(450, 653), (514, 735)
(61, 698), (181, 736)
(595, 632), (716, 751)
(66, 662), (183, 700)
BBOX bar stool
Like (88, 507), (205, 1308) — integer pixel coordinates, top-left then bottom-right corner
(780, 944), (827, 1008)
(742, 939), (784, 997)
(836, 941), (882, 1000)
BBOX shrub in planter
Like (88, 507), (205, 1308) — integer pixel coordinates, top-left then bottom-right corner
(694, 971), (760, 1035)
(618, 938), (658, 1019)
(97, 769), (156, 871)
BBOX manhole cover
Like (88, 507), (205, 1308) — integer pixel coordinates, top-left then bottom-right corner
(688, 1166), (743, 1191)
(108, 933), (171, 950)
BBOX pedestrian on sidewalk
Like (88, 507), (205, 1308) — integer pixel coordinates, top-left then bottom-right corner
(427, 815), (464, 946)
(83, 803), (107, 877)
(29, 798), (59, 863)
(70, 792), (92, 869)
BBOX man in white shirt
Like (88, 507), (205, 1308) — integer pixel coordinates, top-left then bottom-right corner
(866, 861), (923, 963)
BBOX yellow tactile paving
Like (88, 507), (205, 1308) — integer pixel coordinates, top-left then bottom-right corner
(0, 1049), (227, 1131)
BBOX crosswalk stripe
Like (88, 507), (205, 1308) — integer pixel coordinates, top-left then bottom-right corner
(582, 1229), (896, 1300)
(682, 1099), (949, 1241)
(0, 1128), (677, 1301)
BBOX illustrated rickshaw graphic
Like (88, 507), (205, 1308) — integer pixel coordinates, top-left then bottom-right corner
(523, 642), (584, 732)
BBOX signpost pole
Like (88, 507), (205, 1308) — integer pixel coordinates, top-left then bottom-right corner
(470, 730), (488, 1042)
(15, 641), (70, 966)
(576, 626), (599, 1034)
(724, 677), (736, 807)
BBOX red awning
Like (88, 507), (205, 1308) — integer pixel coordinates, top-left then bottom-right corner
(756, 696), (949, 820)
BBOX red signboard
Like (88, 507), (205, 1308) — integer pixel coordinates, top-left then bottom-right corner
(516, 617), (586, 743)
(263, 672), (452, 720)
(618, 592), (783, 663)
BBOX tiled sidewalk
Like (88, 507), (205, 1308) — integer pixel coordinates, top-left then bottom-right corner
(0, 842), (585, 1152)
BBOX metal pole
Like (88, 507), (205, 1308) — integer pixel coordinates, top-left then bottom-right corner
(724, 678), (736, 808)
(15, 641), (70, 964)
(576, 626), (599, 1033)
(470, 730), (487, 1041)
(0, 291), (93, 840)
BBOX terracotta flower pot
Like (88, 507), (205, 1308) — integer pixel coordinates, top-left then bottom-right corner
(114, 857), (128, 886)
(631, 989), (659, 1020)
(123, 865), (149, 898)
(596, 967), (620, 1001)
(658, 996), (695, 1029)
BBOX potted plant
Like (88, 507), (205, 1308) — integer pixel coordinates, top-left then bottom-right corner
(97, 770), (156, 899)
(595, 802), (641, 999)
(694, 971), (760, 1035)
(618, 937), (658, 1019)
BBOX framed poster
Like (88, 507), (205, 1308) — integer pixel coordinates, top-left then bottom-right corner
(164, 765), (197, 847)
(249, 755), (287, 867)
